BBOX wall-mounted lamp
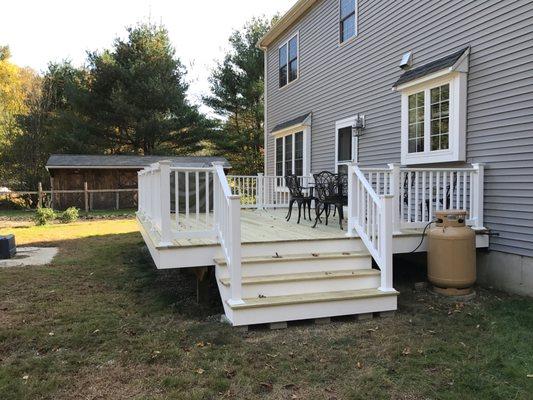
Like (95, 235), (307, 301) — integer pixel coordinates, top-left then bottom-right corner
(352, 113), (366, 137)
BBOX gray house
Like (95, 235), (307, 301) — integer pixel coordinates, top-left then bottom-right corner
(258, 0), (533, 296)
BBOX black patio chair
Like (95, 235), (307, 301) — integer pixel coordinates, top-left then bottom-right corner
(285, 175), (313, 224)
(312, 171), (346, 230)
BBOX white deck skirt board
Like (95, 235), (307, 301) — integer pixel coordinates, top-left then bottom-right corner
(137, 209), (488, 270)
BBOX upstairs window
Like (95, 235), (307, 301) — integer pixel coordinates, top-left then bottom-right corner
(340, 0), (357, 43)
(279, 34), (298, 88)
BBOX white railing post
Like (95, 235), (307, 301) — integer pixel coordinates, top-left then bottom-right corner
(158, 160), (173, 246)
(257, 173), (264, 209)
(227, 195), (244, 305)
(379, 195), (395, 292)
(388, 163), (401, 234)
(471, 163), (485, 229)
(346, 162), (358, 237)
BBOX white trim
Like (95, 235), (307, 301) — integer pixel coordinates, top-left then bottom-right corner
(338, 0), (358, 46)
(263, 48), (268, 175)
(278, 31), (300, 89)
(399, 71), (467, 165)
(335, 116), (360, 172)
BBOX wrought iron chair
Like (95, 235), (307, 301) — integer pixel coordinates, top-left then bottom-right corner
(285, 175), (313, 224)
(312, 171), (346, 230)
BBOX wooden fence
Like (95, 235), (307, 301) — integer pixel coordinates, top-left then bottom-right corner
(0, 182), (138, 212)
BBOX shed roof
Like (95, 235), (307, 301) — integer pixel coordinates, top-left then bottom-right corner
(392, 47), (470, 88)
(46, 154), (230, 169)
(271, 113), (312, 134)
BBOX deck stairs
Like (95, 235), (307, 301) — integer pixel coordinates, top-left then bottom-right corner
(214, 243), (398, 327)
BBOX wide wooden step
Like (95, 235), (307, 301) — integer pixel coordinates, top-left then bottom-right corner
(218, 269), (379, 286)
(228, 288), (398, 310)
(214, 250), (369, 266)
(215, 251), (372, 277)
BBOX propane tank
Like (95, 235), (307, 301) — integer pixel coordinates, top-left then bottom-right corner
(427, 210), (476, 296)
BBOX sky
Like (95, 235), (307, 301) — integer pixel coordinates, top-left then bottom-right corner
(0, 0), (291, 112)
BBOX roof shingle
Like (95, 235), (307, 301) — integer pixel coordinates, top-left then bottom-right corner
(46, 154), (230, 169)
(393, 47), (470, 88)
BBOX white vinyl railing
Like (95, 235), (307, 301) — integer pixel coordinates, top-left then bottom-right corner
(227, 174), (313, 208)
(213, 163), (243, 305)
(399, 164), (484, 229)
(347, 164), (394, 292)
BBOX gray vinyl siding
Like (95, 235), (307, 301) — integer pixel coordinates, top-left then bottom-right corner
(265, 0), (533, 257)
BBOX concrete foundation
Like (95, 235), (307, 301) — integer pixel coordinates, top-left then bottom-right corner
(477, 251), (533, 297)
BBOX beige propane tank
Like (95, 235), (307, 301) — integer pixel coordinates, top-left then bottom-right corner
(427, 210), (476, 296)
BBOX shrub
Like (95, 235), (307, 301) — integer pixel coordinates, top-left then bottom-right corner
(60, 207), (79, 224)
(34, 207), (56, 225)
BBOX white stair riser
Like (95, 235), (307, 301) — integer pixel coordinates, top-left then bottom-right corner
(216, 256), (372, 279)
(230, 295), (398, 326)
(234, 275), (381, 298)
(241, 238), (364, 259)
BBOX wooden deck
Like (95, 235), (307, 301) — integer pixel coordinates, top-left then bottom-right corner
(170, 208), (350, 247)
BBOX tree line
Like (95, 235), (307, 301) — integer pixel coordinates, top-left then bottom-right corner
(0, 17), (273, 190)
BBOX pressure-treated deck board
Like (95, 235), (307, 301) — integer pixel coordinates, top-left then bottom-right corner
(170, 209), (348, 247)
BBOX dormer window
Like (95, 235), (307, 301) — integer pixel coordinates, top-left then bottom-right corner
(279, 33), (298, 88)
(340, 0), (357, 43)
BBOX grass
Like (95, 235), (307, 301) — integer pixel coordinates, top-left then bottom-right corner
(0, 219), (532, 399)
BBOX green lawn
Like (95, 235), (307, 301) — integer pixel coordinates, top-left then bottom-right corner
(0, 220), (532, 399)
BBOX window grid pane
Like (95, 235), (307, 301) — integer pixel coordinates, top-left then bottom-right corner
(278, 44), (288, 88)
(340, 0), (356, 42)
(284, 135), (293, 176)
(430, 84), (450, 151)
(294, 131), (304, 176)
(408, 91), (425, 153)
(276, 138), (284, 176)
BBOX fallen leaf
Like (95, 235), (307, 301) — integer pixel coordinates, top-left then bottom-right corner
(267, 353), (278, 358)
(283, 383), (296, 389)
(224, 367), (236, 379)
(356, 361), (363, 369)
(48, 332), (54, 336)
(92, 329), (100, 334)
(259, 382), (273, 391)
(22, 375), (29, 380)
(402, 347), (411, 356)
(196, 341), (205, 348)
(196, 368), (205, 374)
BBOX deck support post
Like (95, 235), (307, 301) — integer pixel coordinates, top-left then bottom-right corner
(346, 162), (358, 237)
(388, 163), (401, 234)
(378, 195), (395, 292)
(158, 161), (173, 246)
(471, 163), (485, 229)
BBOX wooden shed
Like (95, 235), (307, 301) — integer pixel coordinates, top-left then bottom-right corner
(45, 154), (229, 210)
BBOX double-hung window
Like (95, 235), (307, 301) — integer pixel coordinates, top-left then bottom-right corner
(279, 34), (298, 88)
(275, 131), (304, 176)
(340, 0), (357, 43)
